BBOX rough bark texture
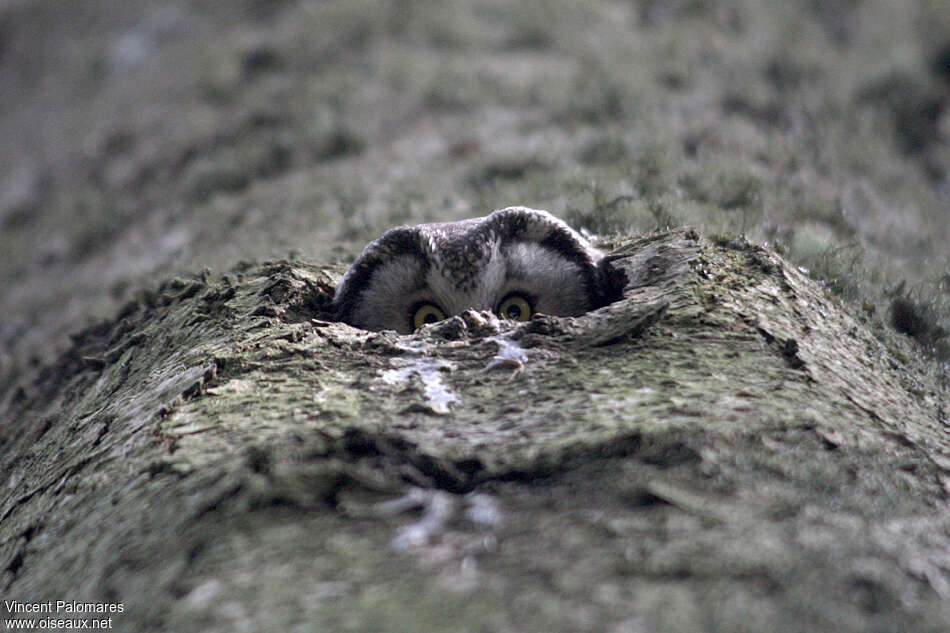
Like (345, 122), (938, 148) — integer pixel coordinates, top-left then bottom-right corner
(2, 228), (948, 632)
(3, 1), (950, 631)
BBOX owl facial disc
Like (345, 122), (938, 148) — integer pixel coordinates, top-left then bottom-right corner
(333, 207), (617, 333)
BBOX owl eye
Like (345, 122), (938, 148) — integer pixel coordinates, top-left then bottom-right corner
(497, 294), (533, 322)
(412, 302), (447, 330)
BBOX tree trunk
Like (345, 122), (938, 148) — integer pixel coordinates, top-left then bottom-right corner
(3, 229), (948, 632)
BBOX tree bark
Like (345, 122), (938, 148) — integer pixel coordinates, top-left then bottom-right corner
(2, 229), (948, 632)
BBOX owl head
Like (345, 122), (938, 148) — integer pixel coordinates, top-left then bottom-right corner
(333, 207), (619, 333)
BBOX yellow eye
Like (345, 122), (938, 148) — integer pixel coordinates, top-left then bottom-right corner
(497, 294), (532, 322)
(412, 302), (447, 330)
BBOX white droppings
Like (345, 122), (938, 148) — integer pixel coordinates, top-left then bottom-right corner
(391, 491), (457, 551)
(464, 493), (503, 529)
(380, 357), (459, 414)
(484, 336), (527, 371)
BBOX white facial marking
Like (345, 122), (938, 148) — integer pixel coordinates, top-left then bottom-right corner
(334, 208), (604, 333)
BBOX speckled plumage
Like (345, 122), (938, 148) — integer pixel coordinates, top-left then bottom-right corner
(333, 207), (616, 333)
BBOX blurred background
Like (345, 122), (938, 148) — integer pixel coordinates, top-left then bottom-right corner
(1, 0), (949, 392)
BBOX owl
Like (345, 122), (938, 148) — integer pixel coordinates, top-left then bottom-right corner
(333, 207), (617, 334)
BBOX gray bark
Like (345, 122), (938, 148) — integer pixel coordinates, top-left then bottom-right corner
(2, 229), (948, 632)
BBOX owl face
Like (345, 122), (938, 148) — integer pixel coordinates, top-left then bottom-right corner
(333, 207), (613, 334)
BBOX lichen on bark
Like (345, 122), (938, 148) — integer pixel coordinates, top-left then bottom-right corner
(1, 228), (948, 632)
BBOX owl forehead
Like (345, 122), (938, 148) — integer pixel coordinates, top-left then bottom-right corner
(420, 207), (581, 274)
(420, 225), (503, 291)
